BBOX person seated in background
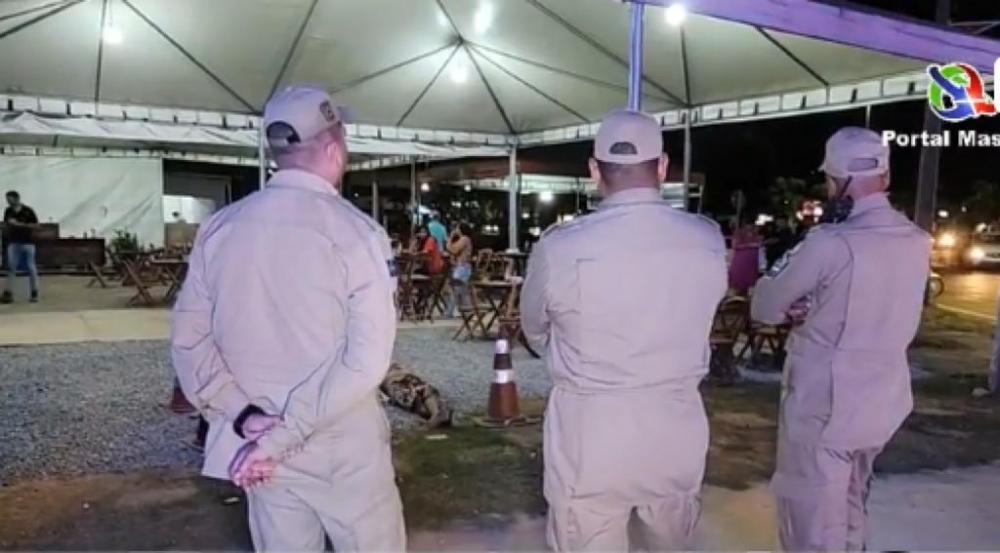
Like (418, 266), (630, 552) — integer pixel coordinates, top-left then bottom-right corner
(444, 223), (474, 318)
(411, 225), (444, 276)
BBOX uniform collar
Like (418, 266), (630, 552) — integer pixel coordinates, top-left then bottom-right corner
(269, 169), (340, 197)
(599, 186), (663, 208)
(849, 192), (890, 219)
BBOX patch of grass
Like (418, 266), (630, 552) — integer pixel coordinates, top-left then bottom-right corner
(394, 426), (545, 529)
(390, 369), (1000, 528)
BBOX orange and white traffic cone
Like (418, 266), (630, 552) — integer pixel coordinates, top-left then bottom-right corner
(487, 338), (521, 423)
(475, 338), (539, 427)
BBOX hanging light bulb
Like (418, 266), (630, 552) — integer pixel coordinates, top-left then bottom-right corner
(539, 191), (555, 204)
(103, 0), (124, 45)
(473, 2), (494, 35)
(664, 3), (687, 27)
(449, 56), (469, 85)
(420, 182), (431, 193)
(103, 25), (124, 45)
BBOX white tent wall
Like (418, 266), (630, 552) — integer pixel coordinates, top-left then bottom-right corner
(0, 156), (164, 246)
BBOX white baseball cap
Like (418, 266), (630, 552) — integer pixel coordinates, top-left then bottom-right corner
(263, 85), (346, 149)
(594, 109), (663, 164)
(819, 127), (889, 179)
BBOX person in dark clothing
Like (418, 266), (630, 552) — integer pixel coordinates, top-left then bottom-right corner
(3, 191), (40, 303)
(765, 215), (797, 268)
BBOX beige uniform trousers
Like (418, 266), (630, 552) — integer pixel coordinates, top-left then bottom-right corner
(774, 437), (881, 552)
(545, 389), (705, 551)
(247, 401), (405, 552)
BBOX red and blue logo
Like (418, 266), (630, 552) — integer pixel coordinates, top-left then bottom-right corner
(926, 62), (997, 123)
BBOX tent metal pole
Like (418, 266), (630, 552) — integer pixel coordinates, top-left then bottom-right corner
(683, 109), (692, 212)
(371, 179), (379, 221)
(914, 0), (949, 231)
(410, 159), (417, 234)
(257, 125), (266, 190)
(627, 2), (645, 111)
(508, 147), (519, 252)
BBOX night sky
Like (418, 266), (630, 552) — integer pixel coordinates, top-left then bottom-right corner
(522, 1), (1000, 219)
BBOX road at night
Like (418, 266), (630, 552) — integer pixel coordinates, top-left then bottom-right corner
(938, 271), (1000, 321)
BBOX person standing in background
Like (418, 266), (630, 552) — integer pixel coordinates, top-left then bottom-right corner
(427, 212), (448, 250)
(2, 191), (40, 304)
(728, 223), (762, 296)
(444, 223), (474, 318)
(765, 215), (797, 269)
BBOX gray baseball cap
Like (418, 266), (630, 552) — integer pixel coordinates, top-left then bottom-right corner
(594, 109), (663, 164)
(819, 127), (889, 179)
(263, 85), (345, 149)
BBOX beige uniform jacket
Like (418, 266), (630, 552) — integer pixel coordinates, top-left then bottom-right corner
(171, 169), (397, 479)
(521, 187), (727, 506)
(752, 193), (930, 452)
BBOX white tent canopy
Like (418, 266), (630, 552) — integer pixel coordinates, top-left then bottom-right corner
(1, 0), (994, 141)
(1, 0), (996, 249)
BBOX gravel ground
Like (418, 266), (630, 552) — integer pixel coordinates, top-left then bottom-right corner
(0, 328), (550, 484)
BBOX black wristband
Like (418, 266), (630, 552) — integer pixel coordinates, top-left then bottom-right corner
(233, 404), (266, 439)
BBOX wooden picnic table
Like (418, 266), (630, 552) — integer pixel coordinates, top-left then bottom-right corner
(149, 257), (189, 304)
(496, 251), (529, 276)
(474, 279), (519, 333)
(456, 278), (540, 358)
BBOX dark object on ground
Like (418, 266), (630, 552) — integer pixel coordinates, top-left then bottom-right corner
(381, 363), (453, 428)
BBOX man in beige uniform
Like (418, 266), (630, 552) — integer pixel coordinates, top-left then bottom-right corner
(171, 86), (405, 551)
(752, 127), (930, 551)
(521, 109), (727, 551)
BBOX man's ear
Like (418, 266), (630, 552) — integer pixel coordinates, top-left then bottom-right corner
(657, 153), (669, 183)
(328, 139), (347, 173)
(589, 158), (607, 198)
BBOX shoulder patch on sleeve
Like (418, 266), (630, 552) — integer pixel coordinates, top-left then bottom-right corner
(541, 214), (589, 238)
(765, 239), (805, 278)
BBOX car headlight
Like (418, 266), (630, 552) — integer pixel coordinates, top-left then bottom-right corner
(937, 232), (957, 248)
(969, 247), (986, 262)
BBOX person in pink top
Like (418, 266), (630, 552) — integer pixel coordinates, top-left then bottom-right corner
(728, 222), (762, 295)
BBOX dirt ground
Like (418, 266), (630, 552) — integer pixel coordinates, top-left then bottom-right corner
(2, 307), (999, 550)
